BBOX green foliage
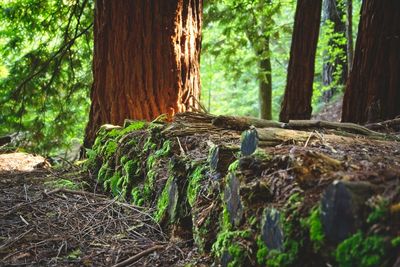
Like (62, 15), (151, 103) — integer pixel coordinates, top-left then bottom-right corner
(335, 232), (386, 267)
(0, 0), (93, 155)
(202, 0), (295, 119)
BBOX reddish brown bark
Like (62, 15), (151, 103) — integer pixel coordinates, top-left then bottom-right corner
(279, 0), (322, 122)
(342, 0), (400, 123)
(84, 0), (202, 147)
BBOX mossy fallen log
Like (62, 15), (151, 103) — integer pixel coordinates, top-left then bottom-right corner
(85, 112), (400, 267)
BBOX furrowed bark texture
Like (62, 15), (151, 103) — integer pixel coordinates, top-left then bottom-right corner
(279, 0), (322, 122)
(84, 0), (202, 147)
(342, 0), (400, 123)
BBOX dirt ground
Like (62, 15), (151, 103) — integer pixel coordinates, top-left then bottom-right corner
(0, 155), (208, 266)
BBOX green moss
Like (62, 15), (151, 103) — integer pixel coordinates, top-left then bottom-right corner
(187, 165), (206, 207)
(123, 159), (136, 178)
(109, 171), (122, 197)
(67, 248), (81, 260)
(253, 149), (271, 161)
(335, 231), (386, 267)
(193, 216), (212, 252)
(154, 140), (171, 157)
(301, 206), (324, 251)
(391, 236), (400, 247)
(102, 139), (118, 159)
(120, 121), (146, 135)
(256, 236), (268, 265)
(227, 244), (245, 267)
(228, 160), (239, 173)
(222, 206), (232, 230)
(143, 140), (172, 202)
(367, 197), (389, 224)
(154, 175), (174, 222)
(44, 179), (84, 190)
(212, 229), (251, 267)
(256, 193), (303, 267)
(131, 187), (144, 206)
(390, 236), (400, 248)
(97, 162), (111, 182)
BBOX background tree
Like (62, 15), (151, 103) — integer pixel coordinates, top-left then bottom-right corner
(0, 0), (93, 154)
(201, 0), (294, 119)
(84, 0), (202, 147)
(321, 0), (347, 102)
(279, 0), (322, 122)
(345, 0), (354, 76)
(342, 0), (400, 123)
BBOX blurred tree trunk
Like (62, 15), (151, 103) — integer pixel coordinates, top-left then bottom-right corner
(84, 0), (202, 147)
(279, 0), (322, 122)
(346, 0), (353, 76)
(321, 0), (347, 102)
(342, 0), (400, 123)
(257, 36), (272, 120)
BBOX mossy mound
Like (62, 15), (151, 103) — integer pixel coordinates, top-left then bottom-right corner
(85, 112), (400, 266)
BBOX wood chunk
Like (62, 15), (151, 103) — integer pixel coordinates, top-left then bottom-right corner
(260, 208), (284, 251)
(224, 173), (243, 227)
(320, 180), (378, 243)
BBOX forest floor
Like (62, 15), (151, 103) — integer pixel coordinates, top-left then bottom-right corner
(0, 154), (209, 266)
(1, 103), (400, 266)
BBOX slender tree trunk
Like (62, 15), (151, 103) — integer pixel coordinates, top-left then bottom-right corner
(322, 0), (347, 102)
(84, 0), (202, 147)
(279, 0), (322, 122)
(258, 36), (272, 120)
(342, 0), (400, 123)
(346, 0), (353, 76)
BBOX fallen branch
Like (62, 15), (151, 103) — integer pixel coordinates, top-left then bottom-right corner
(286, 120), (387, 138)
(112, 245), (165, 267)
(212, 115), (284, 131)
(365, 118), (400, 131)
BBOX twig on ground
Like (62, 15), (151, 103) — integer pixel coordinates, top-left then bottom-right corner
(112, 244), (165, 267)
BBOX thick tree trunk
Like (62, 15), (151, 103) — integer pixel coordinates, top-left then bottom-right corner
(279, 0), (322, 122)
(258, 37), (272, 120)
(342, 0), (400, 123)
(346, 0), (353, 76)
(84, 0), (202, 147)
(322, 0), (347, 102)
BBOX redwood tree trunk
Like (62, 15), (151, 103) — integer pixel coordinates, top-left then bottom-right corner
(279, 0), (322, 122)
(342, 0), (400, 123)
(84, 0), (202, 147)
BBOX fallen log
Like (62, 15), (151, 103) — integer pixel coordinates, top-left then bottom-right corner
(85, 112), (400, 267)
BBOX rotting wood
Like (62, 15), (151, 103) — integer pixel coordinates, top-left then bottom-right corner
(208, 113), (396, 141)
(212, 115), (284, 131)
